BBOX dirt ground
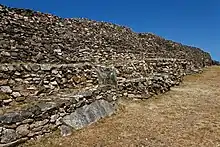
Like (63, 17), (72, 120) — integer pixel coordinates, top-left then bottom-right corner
(24, 66), (220, 147)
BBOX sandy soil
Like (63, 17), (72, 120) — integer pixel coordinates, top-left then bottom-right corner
(24, 66), (220, 147)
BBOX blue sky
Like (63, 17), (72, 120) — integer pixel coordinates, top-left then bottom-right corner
(1, 0), (219, 60)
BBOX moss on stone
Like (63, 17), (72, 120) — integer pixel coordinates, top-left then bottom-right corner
(0, 92), (10, 100)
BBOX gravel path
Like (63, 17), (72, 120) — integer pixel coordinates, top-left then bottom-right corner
(25, 66), (220, 147)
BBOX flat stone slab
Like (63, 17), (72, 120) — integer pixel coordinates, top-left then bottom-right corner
(62, 100), (115, 130)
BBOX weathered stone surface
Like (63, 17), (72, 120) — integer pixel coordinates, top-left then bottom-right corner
(11, 92), (21, 98)
(0, 113), (22, 124)
(73, 91), (93, 102)
(0, 129), (17, 143)
(22, 119), (34, 124)
(16, 124), (30, 137)
(1, 51), (10, 57)
(15, 97), (26, 102)
(0, 79), (8, 86)
(59, 125), (72, 137)
(50, 114), (59, 123)
(62, 100), (115, 130)
(0, 65), (8, 72)
(37, 102), (57, 112)
(31, 64), (41, 72)
(51, 69), (59, 75)
(26, 105), (41, 116)
(30, 119), (49, 129)
(2, 99), (12, 104)
(0, 92), (10, 100)
(0, 86), (12, 94)
(50, 81), (58, 86)
(40, 65), (53, 71)
(14, 71), (21, 76)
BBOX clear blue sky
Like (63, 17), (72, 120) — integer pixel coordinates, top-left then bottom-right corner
(1, 0), (219, 60)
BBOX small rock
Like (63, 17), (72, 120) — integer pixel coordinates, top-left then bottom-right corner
(44, 85), (50, 89)
(127, 94), (135, 98)
(61, 78), (67, 83)
(0, 92), (10, 100)
(0, 129), (17, 143)
(50, 114), (59, 123)
(14, 78), (23, 82)
(33, 77), (41, 81)
(11, 52), (18, 57)
(1, 51), (10, 56)
(50, 81), (58, 86)
(49, 84), (55, 90)
(24, 78), (32, 81)
(11, 92), (21, 98)
(30, 74), (37, 77)
(7, 65), (16, 71)
(54, 49), (61, 53)
(52, 69), (59, 75)
(0, 79), (8, 86)
(37, 102), (57, 112)
(123, 92), (128, 96)
(22, 119), (34, 124)
(27, 86), (37, 90)
(55, 117), (63, 126)
(32, 126), (43, 132)
(15, 97), (26, 102)
(43, 80), (50, 84)
(31, 64), (41, 71)
(28, 131), (43, 137)
(96, 95), (102, 100)
(3, 98), (13, 104)
(112, 95), (117, 101)
(30, 119), (49, 129)
(56, 74), (62, 78)
(41, 64), (53, 71)
(0, 86), (12, 94)
(16, 124), (30, 137)
(57, 52), (62, 56)
(0, 65), (8, 72)
(14, 71), (21, 76)
(23, 64), (32, 71)
(20, 91), (29, 97)
(59, 125), (72, 137)
(4, 124), (17, 129)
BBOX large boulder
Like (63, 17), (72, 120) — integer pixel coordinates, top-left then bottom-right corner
(62, 100), (116, 130)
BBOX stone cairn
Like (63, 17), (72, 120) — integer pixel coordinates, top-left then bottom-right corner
(0, 4), (213, 146)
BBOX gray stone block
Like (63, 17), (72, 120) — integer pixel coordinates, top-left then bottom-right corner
(62, 100), (115, 130)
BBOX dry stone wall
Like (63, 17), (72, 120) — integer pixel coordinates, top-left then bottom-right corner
(0, 4), (214, 146)
(0, 86), (117, 146)
(0, 63), (98, 106)
(138, 33), (212, 68)
(0, 59), (195, 146)
(0, 4), (212, 66)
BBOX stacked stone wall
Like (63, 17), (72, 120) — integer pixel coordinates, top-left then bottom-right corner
(0, 4), (213, 146)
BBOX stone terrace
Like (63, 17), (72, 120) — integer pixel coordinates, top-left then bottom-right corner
(0, 4), (214, 146)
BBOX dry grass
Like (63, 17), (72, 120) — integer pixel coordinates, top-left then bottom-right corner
(23, 66), (220, 147)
